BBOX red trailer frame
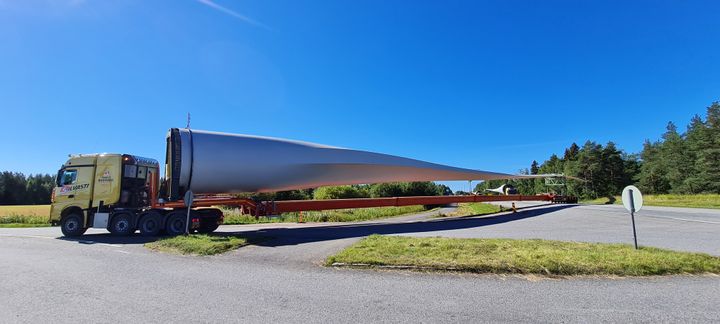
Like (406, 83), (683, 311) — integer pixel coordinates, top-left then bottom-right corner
(149, 173), (556, 217)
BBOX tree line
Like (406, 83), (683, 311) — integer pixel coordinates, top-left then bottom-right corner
(476, 102), (720, 198)
(0, 170), (451, 204)
(0, 172), (55, 205)
(241, 182), (453, 201)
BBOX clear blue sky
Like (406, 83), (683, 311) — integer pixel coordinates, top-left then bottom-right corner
(1, 0), (718, 191)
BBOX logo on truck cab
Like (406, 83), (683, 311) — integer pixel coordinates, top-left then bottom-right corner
(99, 170), (113, 183)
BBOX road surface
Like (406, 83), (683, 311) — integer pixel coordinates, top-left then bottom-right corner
(1, 203), (718, 323)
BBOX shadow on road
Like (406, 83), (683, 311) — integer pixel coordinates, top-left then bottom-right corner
(56, 204), (575, 246)
(236, 204), (576, 247)
(58, 235), (159, 245)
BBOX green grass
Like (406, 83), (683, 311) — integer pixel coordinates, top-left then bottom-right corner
(145, 234), (249, 255)
(0, 223), (51, 228)
(583, 194), (720, 209)
(0, 205), (51, 227)
(327, 235), (720, 276)
(436, 203), (502, 218)
(222, 205), (428, 224)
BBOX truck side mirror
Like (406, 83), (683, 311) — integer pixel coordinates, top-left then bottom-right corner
(56, 170), (63, 187)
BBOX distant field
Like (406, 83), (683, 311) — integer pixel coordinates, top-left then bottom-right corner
(0, 205), (51, 227)
(583, 194), (720, 209)
(222, 205), (428, 224)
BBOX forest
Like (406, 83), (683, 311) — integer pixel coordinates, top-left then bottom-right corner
(0, 172), (55, 205)
(476, 102), (720, 199)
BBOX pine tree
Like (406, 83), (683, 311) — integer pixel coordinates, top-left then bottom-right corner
(684, 114), (707, 193)
(637, 140), (670, 194)
(659, 121), (693, 193)
(695, 102), (720, 192)
(602, 142), (625, 195)
(564, 143), (580, 161)
(0, 172), (28, 205)
(530, 160), (539, 175)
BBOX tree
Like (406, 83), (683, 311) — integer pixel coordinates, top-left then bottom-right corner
(694, 102), (720, 193)
(0, 172), (28, 205)
(601, 142), (625, 196)
(313, 185), (369, 199)
(637, 140), (669, 194)
(682, 114), (707, 193)
(530, 160), (539, 175)
(568, 141), (604, 198)
(437, 184), (454, 196)
(403, 182), (443, 196)
(659, 122), (694, 193)
(513, 169), (535, 195)
(564, 143), (580, 161)
(25, 174), (54, 204)
(369, 182), (444, 197)
(369, 182), (405, 198)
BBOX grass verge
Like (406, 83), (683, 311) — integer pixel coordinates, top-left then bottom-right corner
(222, 205), (428, 224)
(145, 234), (249, 256)
(583, 194), (720, 209)
(0, 205), (51, 227)
(436, 203), (501, 218)
(327, 235), (720, 276)
(0, 223), (51, 228)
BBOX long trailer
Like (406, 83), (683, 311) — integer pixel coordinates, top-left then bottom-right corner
(49, 128), (569, 237)
(151, 172), (555, 216)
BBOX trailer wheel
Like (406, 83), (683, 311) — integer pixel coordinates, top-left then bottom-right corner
(109, 212), (135, 236)
(61, 213), (87, 237)
(138, 211), (163, 237)
(165, 211), (187, 236)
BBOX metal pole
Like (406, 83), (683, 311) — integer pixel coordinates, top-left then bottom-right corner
(183, 190), (194, 236)
(630, 211), (638, 249)
(629, 189), (638, 249)
(185, 207), (191, 235)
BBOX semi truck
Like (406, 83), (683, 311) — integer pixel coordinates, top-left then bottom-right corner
(50, 152), (223, 237)
(50, 128), (559, 237)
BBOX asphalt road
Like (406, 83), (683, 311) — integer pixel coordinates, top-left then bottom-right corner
(1, 203), (719, 323)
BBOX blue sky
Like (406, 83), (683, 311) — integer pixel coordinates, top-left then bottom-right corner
(1, 0), (718, 191)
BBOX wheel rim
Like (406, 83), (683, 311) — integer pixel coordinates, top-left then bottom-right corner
(65, 219), (78, 231)
(115, 219), (129, 232)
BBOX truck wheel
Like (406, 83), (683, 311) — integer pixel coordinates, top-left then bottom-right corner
(109, 212), (135, 236)
(165, 211), (187, 236)
(61, 213), (87, 237)
(138, 211), (162, 237)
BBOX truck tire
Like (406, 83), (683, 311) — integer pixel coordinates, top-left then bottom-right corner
(109, 212), (135, 236)
(61, 213), (87, 237)
(138, 211), (163, 237)
(165, 211), (187, 236)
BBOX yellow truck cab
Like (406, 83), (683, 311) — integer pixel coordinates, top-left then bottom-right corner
(51, 154), (160, 236)
(50, 152), (223, 237)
